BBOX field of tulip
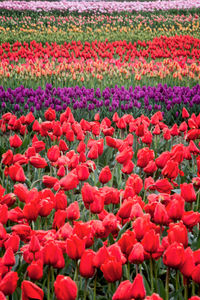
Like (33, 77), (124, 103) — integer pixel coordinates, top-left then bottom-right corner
(0, 107), (200, 300)
(1, 0), (200, 299)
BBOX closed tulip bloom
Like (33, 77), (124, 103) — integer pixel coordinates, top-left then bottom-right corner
(43, 241), (63, 267)
(155, 151), (171, 169)
(0, 205), (8, 225)
(180, 183), (196, 203)
(118, 230), (137, 257)
(154, 203), (169, 225)
(21, 280), (44, 300)
(93, 246), (110, 268)
(44, 107), (56, 121)
(55, 190), (67, 211)
(27, 259), (43, 281)
(42, 175), (59, 188)
(182, 107), (190, 118)
(162, 160), (179, 179)
(154, 179), (173, 194)
(122, 160), (134, 174)
(167, 222), (188, 248)
(142, 229), (160, 253)
(8, 164), (26, 182)
(0, 271), (18, 296)
(14, 183), (29, 203)
(54, 275), (77, 300)
(143, 160), (157, 175)
(28, 235), (40, 253)
(66, 234), (85, 260)
(133, 214), (151, 241)
(126, 174), (143, 195)
(130, 274), (146, 300)
(99, 166), (112, 184)
(23, 200), (39, 222)
(2, 150), (13, 166)
(79, 249), (96, 278)
(87, 144), (98, 159)
(179, 247), (195, 278)
(192, 265), (200, 284)
(53, 210), (67, 230)
(128, 242), (144, 264)
(76, 164), (90, 181)
(47, 145), (60, 162)
(4, 233), (20, 253)
(112, 280), (133, 300)
(163, 242), (185, 268)
(182, 211), (200, 230)
(66, 201), (80, 221)
(137, 148), (154, 168)
(118, 200), (134, 219)
(9, 134), (22, 148)
(166, 194), (185, 221)
(116, 147), (133, 165)
(2, 247), (15, 267)
(29, 156), (47, 169)
(59, 172), (79, 191)
(101, 257), (122, 282)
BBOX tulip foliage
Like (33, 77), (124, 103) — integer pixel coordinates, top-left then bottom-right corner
(0, 107), (200, 299)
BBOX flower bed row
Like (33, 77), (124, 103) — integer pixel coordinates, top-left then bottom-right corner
(1, 0), (200, 12)
(0, 84), (200, 123)
(1, 10), (200, 44)
(0, 107), (200, 299)
(1, 57), (200, 90)
(1, 36), (200, 61)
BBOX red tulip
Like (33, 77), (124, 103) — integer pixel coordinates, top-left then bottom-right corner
(180, 183), (196, 203)
(9, 134), (22, 148)
(163, 242), (185, 268)
(54, 275), (77, 300)
(101, 257), (122, 283)
(59, 172), (79, 191)
(29, 155), (47, 169)
(21, 280), (44, 300)
(66, 234), (85, 260)
(142, 230), (160, 253)
(112, 280), (133, 300)
(79, 249), (96, 278)
(0, 272), (18, 295)
(131, 274), (146, 299)
(128, 242), (144, 264)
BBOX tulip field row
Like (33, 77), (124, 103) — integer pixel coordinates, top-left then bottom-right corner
(1, 0), (200, 13)
(1, 10), (200, 43)
(0, 84), (200, 124)
(1, 0), (200, 299)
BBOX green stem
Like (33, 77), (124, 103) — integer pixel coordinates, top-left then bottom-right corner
(94, 273), (97, 300)
(73, 260), (79, 283)
(176, 270), (179, 292)
(165, 267), (170, 300)
(150, 257), (154, 293)
(126, 262), (130, 280)
(136, 264), (138, 274)
(108, 282), (111, 296)
(184, 279), (188, 300)
(47, 266), (51, 300)
(192, 281), (195, 296)
(84, 279), (88, 300)
(51, 266), (54, 295)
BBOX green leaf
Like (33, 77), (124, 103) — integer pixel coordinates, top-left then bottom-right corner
(116, 221), (131, 242)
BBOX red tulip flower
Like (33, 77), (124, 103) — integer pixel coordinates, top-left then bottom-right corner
(54, 275), (77, 300)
